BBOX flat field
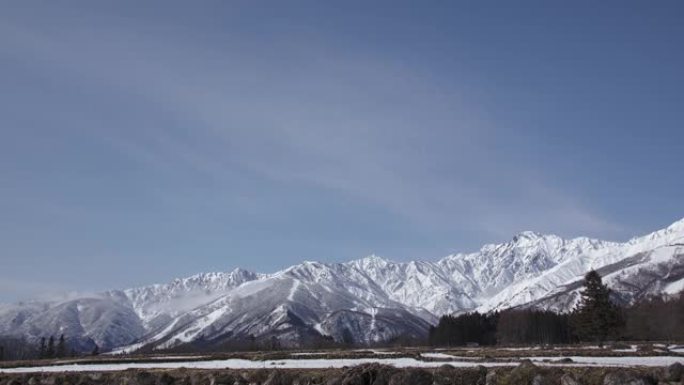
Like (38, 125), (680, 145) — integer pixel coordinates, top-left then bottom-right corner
(1, 343), (683, 373)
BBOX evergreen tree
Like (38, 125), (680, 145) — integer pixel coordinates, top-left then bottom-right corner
(0, 345), (4, 361)
(248, 334), (257, 351)
(269, 335), (281, 350)
(39, 337), (46, 359)
(91, 344), (99, 356)
(428, 312), (498, 346)
(56, 334), (66, 358)
(623, 291), (684, 341)
(572, 270), (622, 346)
(46, 336), (55, 358)
(497, 309), (573, 345)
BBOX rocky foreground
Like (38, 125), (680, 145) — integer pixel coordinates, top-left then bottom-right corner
(1, 361), (683, 385)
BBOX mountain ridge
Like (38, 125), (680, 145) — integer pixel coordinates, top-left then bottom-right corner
(1, 217), (683, 352)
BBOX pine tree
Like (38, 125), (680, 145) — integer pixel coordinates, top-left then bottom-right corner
(39, 337), (46, 359)
(46, 336), (55, 358)
(572, 270), (622, 346)
(56, 334), (66, 358)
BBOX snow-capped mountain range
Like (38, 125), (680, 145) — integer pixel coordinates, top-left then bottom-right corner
(1, 218), (683, 352)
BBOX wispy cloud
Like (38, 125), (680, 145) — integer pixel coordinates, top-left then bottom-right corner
(0, 278), (77, 303)
(0, 9), (627, 252)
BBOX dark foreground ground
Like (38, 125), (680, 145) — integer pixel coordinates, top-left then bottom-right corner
(0, 360), (683, 385)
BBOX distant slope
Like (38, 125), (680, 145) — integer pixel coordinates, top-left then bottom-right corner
(1, 218), (683, 351)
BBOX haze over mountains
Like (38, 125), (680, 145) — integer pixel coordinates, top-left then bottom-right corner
(1, 218), (683, 352)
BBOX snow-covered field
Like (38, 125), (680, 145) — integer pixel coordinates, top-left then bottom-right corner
(0, 358), (498, 373)
(526, 356), (683, 367)
(419, 352), (481, 361)
(2, 354), (683, 373)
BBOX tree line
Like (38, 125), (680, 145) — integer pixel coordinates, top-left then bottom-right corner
(429, 270), (684, 346)
(622, 291), (684, 341)
(37, 334), (74, 359)
(0, 334), (101, 361)
(428, 309), (575, 346)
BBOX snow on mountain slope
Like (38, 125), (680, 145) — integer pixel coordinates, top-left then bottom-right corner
(118, 269), (261, 327)
(132, 261), (433, 350)
(1, 217), (683, 351)
(0, 297), (145, 351)
(485, 219), (684, 312)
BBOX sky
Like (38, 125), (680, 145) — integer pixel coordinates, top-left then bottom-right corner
(1, 1), (683, 302)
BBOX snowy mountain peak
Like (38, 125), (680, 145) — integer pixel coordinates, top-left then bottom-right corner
(2, 217), (683, 352)
(626, 217), (684, 249)
(229, 267), (256, 276)
(512, 230), (544, 242)
(667, 216), (684, 230)
(660, 216), (684, 239)
(352, 254), (392, 267)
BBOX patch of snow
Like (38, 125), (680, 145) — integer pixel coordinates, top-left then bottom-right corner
(499, 346), (542, 351)
(3, 355), (684, 373)
(287, 280), (301, 302)
(664, 278), (684, 295)
(313, 322), (327, 336)
(527, 356), (684, 367)
(291, 352), (329, 356)
(613, 347), (638, 353)
(0, 358), (511, 373)
(421, 352), (457, 359)
(371, 350), (401, 355)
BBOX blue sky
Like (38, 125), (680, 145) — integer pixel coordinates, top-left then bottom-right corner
(1, 1), (683, 301)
